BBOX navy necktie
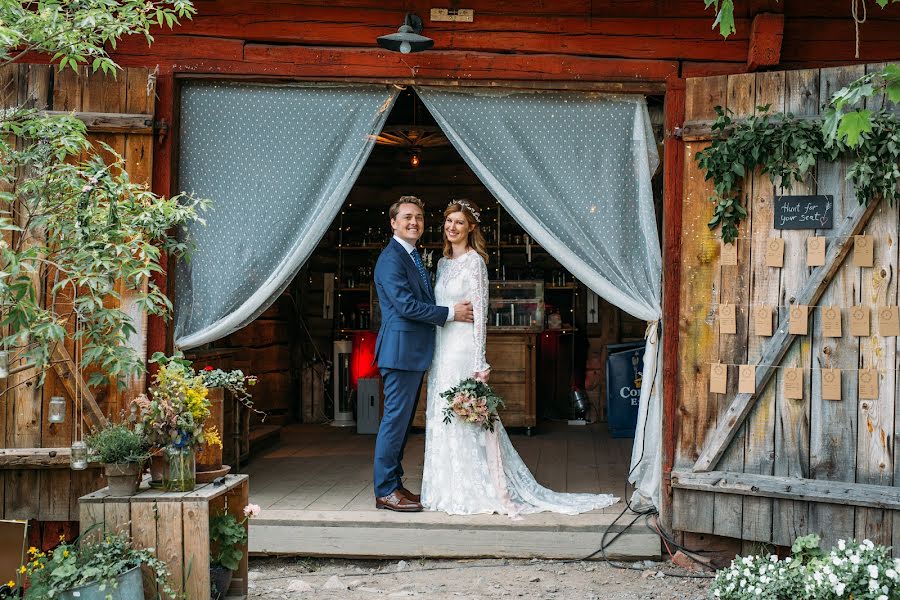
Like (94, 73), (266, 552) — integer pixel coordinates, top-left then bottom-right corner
(410, 249), (431, 290)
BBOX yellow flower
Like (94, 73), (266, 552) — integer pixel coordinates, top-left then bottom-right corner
(59, 534), (66, 542)
(63, 550), (70, 558)
(205, 426), (223, 449)
(27, 547), (37, 555)
(17, 566), (25, 574)
(6, 580), (15, 589)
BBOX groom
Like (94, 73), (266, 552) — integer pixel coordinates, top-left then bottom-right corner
(372, 196), (473, 512)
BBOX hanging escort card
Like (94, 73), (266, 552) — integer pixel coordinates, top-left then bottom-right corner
(807, 237), (826, 267)
(719, 303), (737, 334)
(765, 238), (785, 267)
(858, 368), (879, 400)
(720, 240), (738, 266)
(754, 305), (773, 337)
(709, 363), (727, 394)
(784, 368), (804, 399)
(774, 195), (833, 230)
(789, 305), (809, 335)
(822, 306), (842, 337)
(878, 306), (900, 336)
(851, 306), (870, 337)
(738, 364), (756, 394)
(821, 368), (842, 401)
(853, 235), (874, 267)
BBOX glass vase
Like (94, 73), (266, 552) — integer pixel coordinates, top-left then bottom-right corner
(163, 445), (196, 492)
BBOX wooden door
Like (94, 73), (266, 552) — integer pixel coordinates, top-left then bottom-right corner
(0, 64), (157, 523)
(671, 63), (899, 549)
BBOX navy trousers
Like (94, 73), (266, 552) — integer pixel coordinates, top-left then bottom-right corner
(374, 368), (424, 497)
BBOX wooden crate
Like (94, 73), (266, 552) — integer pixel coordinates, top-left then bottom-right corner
(79, 474), (249, 600)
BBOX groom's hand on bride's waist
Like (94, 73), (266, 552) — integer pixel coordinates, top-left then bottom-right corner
(454, 301), (474, 322)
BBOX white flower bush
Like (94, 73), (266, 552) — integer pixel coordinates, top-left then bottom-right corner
(710, 535), (900, 600)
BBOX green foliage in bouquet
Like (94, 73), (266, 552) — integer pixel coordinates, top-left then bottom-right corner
(441, 378), (505, 432)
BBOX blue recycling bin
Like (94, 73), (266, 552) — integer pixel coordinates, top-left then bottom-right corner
(605, 342), (645, 438)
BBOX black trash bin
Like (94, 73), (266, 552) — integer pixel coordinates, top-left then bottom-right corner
(605, 342), (645, 438)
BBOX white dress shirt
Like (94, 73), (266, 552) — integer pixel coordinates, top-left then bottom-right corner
(393, 235), (454, 322)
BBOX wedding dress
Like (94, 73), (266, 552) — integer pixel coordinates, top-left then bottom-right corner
(421, 250), (619, 516)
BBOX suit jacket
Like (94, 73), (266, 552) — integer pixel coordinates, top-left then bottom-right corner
(373, 238), (449, 371)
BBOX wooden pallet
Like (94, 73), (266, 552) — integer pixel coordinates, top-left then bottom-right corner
(79, 474), (249, 600)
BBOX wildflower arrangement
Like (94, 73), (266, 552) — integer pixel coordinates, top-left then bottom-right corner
(199, 365), (258, 409)
(210, 504), (261, 571)
(710, 534), (900, 600)
(132, 353), (211, 449)
(19, 533), (173, 600)
(441, 378), (505, 432)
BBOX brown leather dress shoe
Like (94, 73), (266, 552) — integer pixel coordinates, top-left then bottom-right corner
(376, 490), (423, 512)
(397, 486), (421, 503)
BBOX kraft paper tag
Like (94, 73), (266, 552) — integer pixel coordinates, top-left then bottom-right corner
(738, 365), (756, 394)
(719, 303), (737, 335)
(878, 306), (900, 337)
(851, 305), (871, 337)
(720, 240), (738, 266)
(765, 238), (784, 268)
(821, 368), (842, 401)
(807, 237), (826, 267)
(784, 367), (804, 399)
(754, 305), (773, 337)
(788, 305), (809, 335)
(853, 235), (874, 267)
(709, 363), (727, 394)
(858, 368), (879, 400)
(822, 306), (842, 338)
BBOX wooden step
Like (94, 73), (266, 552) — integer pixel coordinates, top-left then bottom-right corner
(248, 425), (282, 456)
(249, 508), (660, 560)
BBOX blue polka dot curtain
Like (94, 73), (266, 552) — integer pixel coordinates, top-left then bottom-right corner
(416, 88), (662, 509)
(174, 82), (399, 349)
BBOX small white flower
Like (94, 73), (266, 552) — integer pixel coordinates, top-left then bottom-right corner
(850, 554), (861, 565)
(243, 503), (261, 518)
(754, 587), (761, 595)
(835, 582), (846, 596)
(869, 578), (879, 591)
(864, 539), (875, 549)
(877, 595), (888, 600)
(886, 568), (897, 580)
(833, 556), (843, 566)
(868, 564), (879, 579)
(838, 539), (847, 551)
(785, 557), (793, 563)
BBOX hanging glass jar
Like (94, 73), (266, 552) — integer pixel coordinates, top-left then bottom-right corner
(0, 350), (8, 379)
(48, 396), (66, 424)
(70, 441), (88, 470)
(163, 445), (196, 492)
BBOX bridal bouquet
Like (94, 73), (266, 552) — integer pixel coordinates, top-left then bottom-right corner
(441, 378), (505, 432)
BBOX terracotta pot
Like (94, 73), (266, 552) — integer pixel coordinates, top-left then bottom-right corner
(197, 387), (225, 472)
(149, 451), (167, 484)
(105, 463), (140, 496)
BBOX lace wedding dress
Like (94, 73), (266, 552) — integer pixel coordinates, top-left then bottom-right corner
(420, 250), (619, 516)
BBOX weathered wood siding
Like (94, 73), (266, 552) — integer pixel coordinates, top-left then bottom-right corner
(0, 64), (156, 522)
(674, 63), (900, 547)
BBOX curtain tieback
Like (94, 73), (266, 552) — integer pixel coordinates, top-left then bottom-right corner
(644, 319), (660, 342)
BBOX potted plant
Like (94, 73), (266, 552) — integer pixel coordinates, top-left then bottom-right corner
(209, 503), (260, 600)
(20, 532), (173, 600)
(196, 365), (258, 479)
(87, 422), (149, 497)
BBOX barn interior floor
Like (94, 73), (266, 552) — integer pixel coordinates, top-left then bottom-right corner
(244, 422), (660, 559)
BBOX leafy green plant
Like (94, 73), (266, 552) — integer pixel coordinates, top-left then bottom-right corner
(209, 504), (259, 571)
(86, 421), (148, 464)
(21, 532), (174, 600)
(0, 1), (208, 397)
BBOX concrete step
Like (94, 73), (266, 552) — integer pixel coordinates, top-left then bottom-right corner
(249, 508), (660, 560)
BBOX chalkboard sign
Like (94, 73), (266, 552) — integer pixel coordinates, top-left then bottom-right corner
(774, 195), (834, 230)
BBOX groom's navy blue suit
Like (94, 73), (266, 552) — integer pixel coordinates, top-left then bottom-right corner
(373, 238), (449, 498)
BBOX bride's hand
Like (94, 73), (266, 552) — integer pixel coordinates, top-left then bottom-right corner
(474, 370), (490, 383)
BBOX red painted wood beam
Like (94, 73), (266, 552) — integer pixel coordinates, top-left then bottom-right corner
(746, 13), (784, 71)
(660, 75), (685, 534)
(111, 44), (679, 82)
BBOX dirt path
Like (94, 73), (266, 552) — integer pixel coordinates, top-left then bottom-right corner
(245, 556), (714, 599)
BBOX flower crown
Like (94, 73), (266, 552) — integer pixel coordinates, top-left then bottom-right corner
(449, 199), (481, 223)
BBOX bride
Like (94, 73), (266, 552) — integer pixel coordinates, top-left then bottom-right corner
(420, 199), (619, 517)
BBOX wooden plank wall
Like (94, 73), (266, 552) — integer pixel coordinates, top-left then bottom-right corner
(0, 64), (154, 523)
(675, 63), (900, 548)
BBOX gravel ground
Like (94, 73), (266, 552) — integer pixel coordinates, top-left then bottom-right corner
(245, 556), (715, 599)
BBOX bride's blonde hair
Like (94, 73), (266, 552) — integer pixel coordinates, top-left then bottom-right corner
(443, 199), (489, 264)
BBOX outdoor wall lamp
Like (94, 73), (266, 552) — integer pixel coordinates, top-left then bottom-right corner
(377, 13), (434, 54)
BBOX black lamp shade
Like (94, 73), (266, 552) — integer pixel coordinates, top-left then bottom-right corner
(377, 25), (434, 53)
